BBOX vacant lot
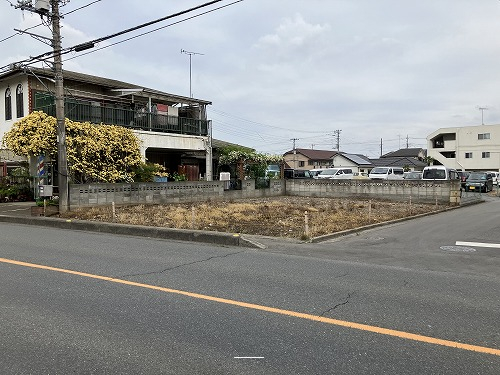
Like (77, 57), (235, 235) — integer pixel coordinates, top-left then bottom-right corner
(61, 197), (445, 239)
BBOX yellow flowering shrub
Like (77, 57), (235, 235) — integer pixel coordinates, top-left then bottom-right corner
(2, 111), (143, 183)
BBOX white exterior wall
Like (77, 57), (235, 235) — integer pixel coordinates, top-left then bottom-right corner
(331, 154), (360, 173)
(134, 130), (207, 160)
(427, 124), (500, 171)
(0, 76), (29, 145)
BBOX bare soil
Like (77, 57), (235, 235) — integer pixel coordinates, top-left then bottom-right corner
(60, 197), (445, 239)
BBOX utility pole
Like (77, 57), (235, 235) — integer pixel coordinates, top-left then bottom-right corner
(380, 138), (383, 157)
(15, 0), (69, 212)
(181, 49), (204, 98)
(51, 0), (69, 212)
(290, 138), (299, 169)
(406, 135), (409, 148)
(333, 129), (341, 151)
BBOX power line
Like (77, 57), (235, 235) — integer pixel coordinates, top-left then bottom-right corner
(63, 2), (240, 63)
(210, 108), (329, 134)
(62, 0), (102, 16)
(0, 0), (102, 45)
(1, 0), (242, 72)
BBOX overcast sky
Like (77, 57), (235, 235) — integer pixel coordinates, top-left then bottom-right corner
(2, 0), (500, 158)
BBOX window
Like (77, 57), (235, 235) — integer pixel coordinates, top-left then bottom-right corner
(308, 160), (314, 166)
(299, 161), (305, 167)
(465, 152), (473, 159)
(5, 87), (12, 120)
(16, 84), (24, 118)
(482, 152), (490, 158)
(478, 133), (490, 140)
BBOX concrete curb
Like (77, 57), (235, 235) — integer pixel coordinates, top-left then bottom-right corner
(0, 199), (483, 248)
(0, 215), (262, 248)
(310, 201), (482, 243)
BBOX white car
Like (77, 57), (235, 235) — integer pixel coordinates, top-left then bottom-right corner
(487, 171), (499, 186)
(369, 167), (405, 180)
(314, 168), (353, 179)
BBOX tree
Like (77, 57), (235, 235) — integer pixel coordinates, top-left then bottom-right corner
(2, 111), (143, 183)
(218, 147), (283, 180)
(423, 156), (435, 166)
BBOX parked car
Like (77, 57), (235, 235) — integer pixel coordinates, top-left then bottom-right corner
(353, 172), (370, 180)
(284, 169), (314, 179)
(314, 168), (353, 179)
(487, 171), (499, 186)
(309, 168), (328, 177)
(457, 171), (470, 188)
(368, 167), (405, 180)
(403, 171), (422, 180)
(265, 164), (280, 178)
(422, 165), (460, 181)
(464, 172), (493, 192)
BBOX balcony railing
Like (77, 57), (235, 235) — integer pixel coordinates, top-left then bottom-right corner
(34, 100), (209, 137)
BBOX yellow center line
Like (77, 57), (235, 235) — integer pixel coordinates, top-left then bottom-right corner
(1, 257), (499, 357)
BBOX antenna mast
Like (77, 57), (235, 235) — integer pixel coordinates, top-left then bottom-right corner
(181, 49), (204, 98)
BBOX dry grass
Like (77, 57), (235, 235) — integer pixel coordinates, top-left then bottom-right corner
(60, 197), (444, 239)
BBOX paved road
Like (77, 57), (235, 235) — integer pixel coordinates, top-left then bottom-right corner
(0, 199), (499, 374)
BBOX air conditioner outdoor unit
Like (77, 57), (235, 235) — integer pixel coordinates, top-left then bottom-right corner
(35, 0), (50, 13)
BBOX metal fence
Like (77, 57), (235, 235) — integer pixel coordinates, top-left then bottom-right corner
(34, 98), (209, 136)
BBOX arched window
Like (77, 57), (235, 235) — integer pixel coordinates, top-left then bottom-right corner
(5, 87), (12, 120)
(16, 84), (24, 118)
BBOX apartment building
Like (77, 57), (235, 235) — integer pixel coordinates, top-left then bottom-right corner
(427, 124), (500, 171)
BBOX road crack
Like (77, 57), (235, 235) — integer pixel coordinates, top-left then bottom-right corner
(117, 250), (245, 279)
(320, 292), (353, 316)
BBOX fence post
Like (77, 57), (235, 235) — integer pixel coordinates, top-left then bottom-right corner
(304, 211), (309, 237)
(191, 206), (196, 229)
(409, 195), (412, 215)
(368, 200), (372, 222)
(112, 201), (116, 222)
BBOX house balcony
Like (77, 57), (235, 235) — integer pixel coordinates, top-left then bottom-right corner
(34, 99), (209, 137)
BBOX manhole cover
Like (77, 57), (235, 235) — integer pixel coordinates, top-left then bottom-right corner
(440, 246), (476, 253)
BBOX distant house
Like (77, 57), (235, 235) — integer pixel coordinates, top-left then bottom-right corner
(381, 148), (427, 161)
(370, 156), (427, 171)
(283, 148), (336, 170)
(332, 153), (373, 175)
(283, 148), (373, 174)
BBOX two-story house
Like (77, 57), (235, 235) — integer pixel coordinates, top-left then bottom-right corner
(0, 66), (214, 180)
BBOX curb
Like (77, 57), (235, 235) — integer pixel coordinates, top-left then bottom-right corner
(0, 215), (262, 249)
(310, 201), (482, 243)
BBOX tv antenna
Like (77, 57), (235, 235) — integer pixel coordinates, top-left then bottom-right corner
(181, 49), (204, 98)
(478, 106), (488, 125)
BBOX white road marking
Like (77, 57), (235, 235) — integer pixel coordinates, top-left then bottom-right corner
(234, 357), (264, 359)
(456, 241), (500, 249)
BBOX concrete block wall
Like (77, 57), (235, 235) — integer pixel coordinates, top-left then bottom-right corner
(285, 179), (460, 205)
(68, 179), (458, 208)
(69, 179), (285, 208)
(69, 181), (225, 207)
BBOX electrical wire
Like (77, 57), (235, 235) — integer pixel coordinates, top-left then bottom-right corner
(0, 0), (242, 73)
(63, 0), (243, 62)
(0, 0), (102, 45)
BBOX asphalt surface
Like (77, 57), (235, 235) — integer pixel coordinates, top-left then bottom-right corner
(0, 197), (499, 374)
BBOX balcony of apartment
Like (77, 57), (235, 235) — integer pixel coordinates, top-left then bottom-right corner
(33, 96), (209, 137)
(429, 133), (456, 151)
